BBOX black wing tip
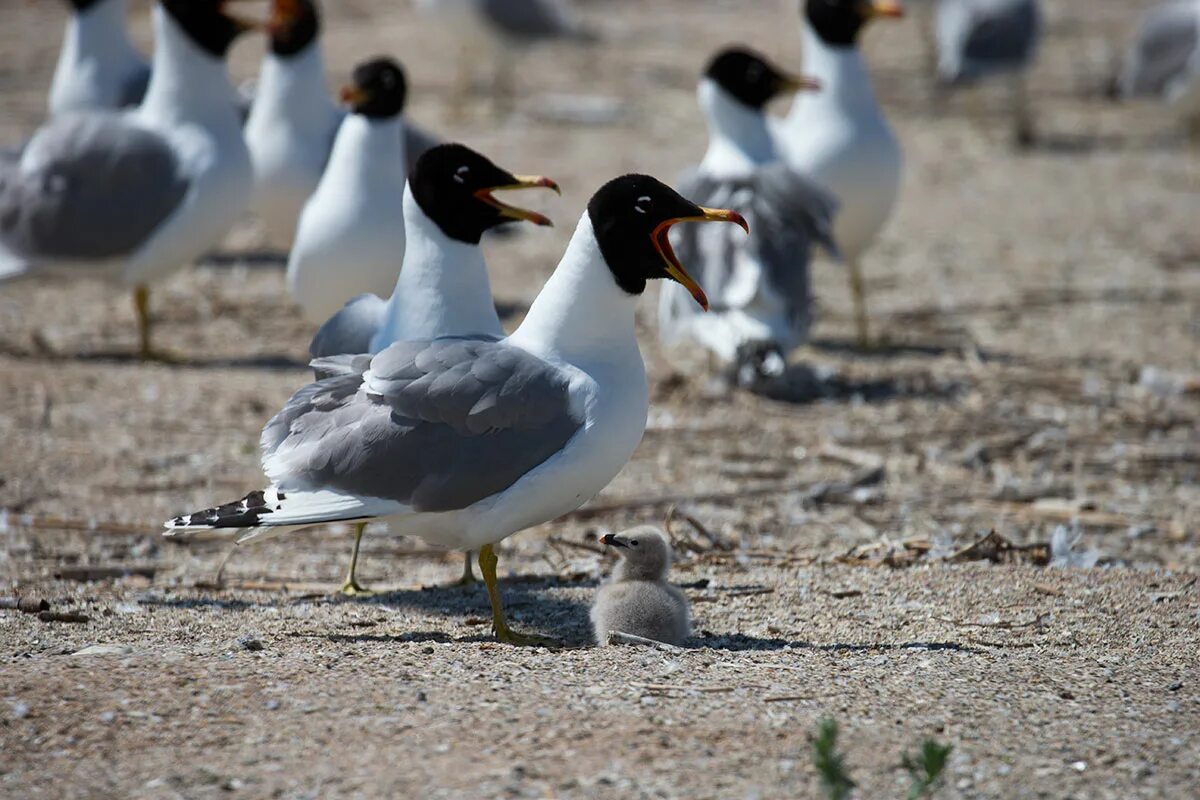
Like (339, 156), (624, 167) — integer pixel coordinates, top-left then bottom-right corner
(168, 490), (275, 529)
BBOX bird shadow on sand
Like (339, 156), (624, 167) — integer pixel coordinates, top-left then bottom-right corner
(200, 250), (288, 269)
(744, 360), (966, 406)
(693, 632), (985, 655)
(316, 578), (598, 646)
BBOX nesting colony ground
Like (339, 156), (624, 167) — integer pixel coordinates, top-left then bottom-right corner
(1, 0), (1198, 797)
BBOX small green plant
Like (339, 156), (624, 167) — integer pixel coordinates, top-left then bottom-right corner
(902, 738), (953, 799)
(812, 717), (856, 800)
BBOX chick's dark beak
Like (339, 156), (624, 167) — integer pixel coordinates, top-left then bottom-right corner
(473, 175), (561, 227)
(652, 207), (749, 311)
(600, 534), (628, 549)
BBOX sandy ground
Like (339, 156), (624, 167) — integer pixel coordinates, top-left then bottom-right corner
(1, 0), (1199, 797)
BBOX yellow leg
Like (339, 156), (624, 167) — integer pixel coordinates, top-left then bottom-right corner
(339, 522), (374, 597)
(132, 286), (182, 362)
(477, 544), (556, 646)
(133, 286), (152, 360)
(846, 258), (871, 348)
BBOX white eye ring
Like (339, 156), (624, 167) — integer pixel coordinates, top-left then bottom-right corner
(635, 195), (651, 214)
(453, 166), (469, 185)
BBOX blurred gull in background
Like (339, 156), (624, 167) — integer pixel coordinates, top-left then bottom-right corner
(935, 0), (1043, 148)
(0, 0), (261, 359)
(1113, 0), (1200, 140)
(776, 0), (905, 349)
(49, 0), (150, 116)
(286, 57), (412, 327)
(165, 175), (745, 642)
(658, 47), (839, 394)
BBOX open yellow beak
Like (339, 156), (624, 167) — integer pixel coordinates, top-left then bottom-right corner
(652, 207), (750, 311)
(474, 175), (561, 227)
(862, 0), (905, 19)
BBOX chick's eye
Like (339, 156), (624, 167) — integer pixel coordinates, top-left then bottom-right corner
(454, 166), (469, 185)
(630, 540), (639, 547)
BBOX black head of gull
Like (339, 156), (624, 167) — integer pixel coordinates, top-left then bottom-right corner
(267, 0), (320, 57)
(705, 47), (820, 110)
(410, 143), (560, 244)
(161, 0), (263, 57)
(340, 57), (407, 119)
(804, 0), (905, 48)
(587, 174), (749, 310)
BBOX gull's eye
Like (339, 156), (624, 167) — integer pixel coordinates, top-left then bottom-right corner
(454, 165), (469, 185)
(747, 64), (763, 82)
(634, 195), (652, 215)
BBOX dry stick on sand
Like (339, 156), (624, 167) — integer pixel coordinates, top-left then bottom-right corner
(606, 630), (685, 652)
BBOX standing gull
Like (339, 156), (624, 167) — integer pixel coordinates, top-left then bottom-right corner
(49, 0), (151, 117)
(658, 47), (838, 392)
(1, 0), (261, 359)
(244, 0), (442, 248)
(305, 143), (560, 594)
(592, 528), (691, 647)
(1113, 0), (1200, 138)
(776, 0), (905, 348)
(286, 57), (411, 327)
(165, 174), (747, 644)
(935, 0), (1042, 147)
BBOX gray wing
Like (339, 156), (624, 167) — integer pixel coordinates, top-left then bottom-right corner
(939, 0), (1041, 84)
(1120, 3), (1200, 98)
(0, 113), (187, 261)
(747, 164), (840, 322)
(671, 167), (838, 320)
(481, 0), (597, 41)
(403, 121), (441, 177)
(308, 293), (388, 363)
(262, 337), (584, 512)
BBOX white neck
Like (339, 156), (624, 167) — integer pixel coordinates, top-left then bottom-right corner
(138, 6), (240, 129)
(790, 21), (882, 118)
(377, 186), (503, 344)
(323, 113), (407, 188)
(508, 213), (641, 365)
(246, 42), (340, 133)
(59, 0), (141, 65)
(698, 79), (777, 178)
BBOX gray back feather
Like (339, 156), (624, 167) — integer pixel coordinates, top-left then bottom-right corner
(0, 113), (187, 260)
(666, 165), (838, 334)
(1120, 3), (1200, 98)
(263, 336), (584, 512)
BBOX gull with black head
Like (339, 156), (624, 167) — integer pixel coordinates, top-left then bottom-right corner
(0, 0), (263, 360)
(302, 142), (560, 593)
(165, 174), (746, 644)
(659, 46), (839, 393)
(776, 0), (905, 348)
